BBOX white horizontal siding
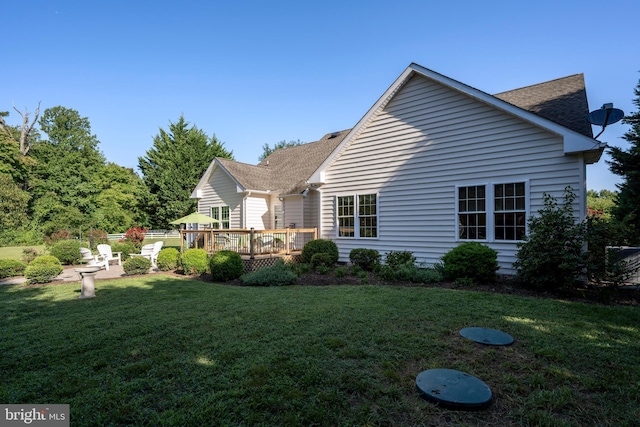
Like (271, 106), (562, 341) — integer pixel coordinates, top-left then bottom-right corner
(284, 196), (304, 229)
(198, 167), (244, 229)
(246, 196), (270, 230)
(320, 74), (585, 275)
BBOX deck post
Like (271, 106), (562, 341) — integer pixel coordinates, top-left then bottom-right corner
(249, 228), (255, 259)
(285, 227), (290, 255)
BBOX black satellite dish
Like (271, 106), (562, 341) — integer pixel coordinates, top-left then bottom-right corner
(587, 103), (624, 139)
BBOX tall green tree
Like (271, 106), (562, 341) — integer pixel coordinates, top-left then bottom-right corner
(30, 106), (106, 235)
(138, 116), (234, 228)
(608, 77), (640, 244)
(258, 139), (304, 161)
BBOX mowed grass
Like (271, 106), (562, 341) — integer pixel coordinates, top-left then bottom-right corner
(1, 276), (639, 426)
(0, 245), (46, 260)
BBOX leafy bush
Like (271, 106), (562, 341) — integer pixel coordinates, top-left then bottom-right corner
(123, 256), (151, 275)
(514, 188), (585, 291)
(290, 262), (311, 276)
(180, 249), (210, 275)
(21, 248), (40, 264)
(29, 255), (62, 266)
(349, 248), (381, 271)
(302, 239), (339, 264)
(44, 230), (74, 246)
(210, 250), (243, 282)
(49, 239), (83, 265)
(24, 256), (63, 284)
(110, 241), (138, 261)
(441, 242), (499, 284)
(0, 259), (28, 279)
(87, 229), (108, 249)
(311, 253), (335, 271)
(157, 248), (180, 271)
(240, 261), (298, 286)
(334, 266), (349, 278)
(377, 262), (442, 283)
(385, 251), (416, 268)
(120, 227), (147, 250)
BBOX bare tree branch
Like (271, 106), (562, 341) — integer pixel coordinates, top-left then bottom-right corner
(8, 101), (41, 155)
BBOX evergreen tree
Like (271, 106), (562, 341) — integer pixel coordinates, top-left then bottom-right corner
(259, 139), (304, 161)
(608, 77), (640, 244)
(138, 116), (234, 228)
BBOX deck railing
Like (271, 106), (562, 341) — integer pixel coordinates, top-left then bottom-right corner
(180, 227), (317, 259)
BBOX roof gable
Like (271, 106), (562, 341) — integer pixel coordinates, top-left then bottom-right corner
(310, 63), (603, 183)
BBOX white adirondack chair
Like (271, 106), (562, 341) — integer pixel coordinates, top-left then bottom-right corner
(79, 247), (108, 270)
(97, 244), (122, 267)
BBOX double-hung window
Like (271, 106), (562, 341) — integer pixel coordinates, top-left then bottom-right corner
(457, 182), (527, 241)
(336, 193), (377, 238)
(211, 206), (230, 229)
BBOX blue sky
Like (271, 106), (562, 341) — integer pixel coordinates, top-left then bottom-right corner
(3, 0), (638, 191)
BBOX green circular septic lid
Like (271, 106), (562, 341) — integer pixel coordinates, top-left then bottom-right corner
(460, 327), (514, 346)
(416, 369), (492, 410)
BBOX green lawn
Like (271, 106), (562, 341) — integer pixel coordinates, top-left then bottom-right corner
(0, 245), (46, 260)
(1, 276), (638, 426)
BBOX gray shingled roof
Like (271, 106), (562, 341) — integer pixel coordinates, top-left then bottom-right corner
(215, 129), (349, 195)
(213, 74), (592, 196)
(494, 74), (593, 138)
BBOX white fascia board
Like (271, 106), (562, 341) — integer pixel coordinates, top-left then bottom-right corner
(409, 64), (604, 156)
(309, 63), (605, 182)
(190, 159), (247, 199)
(309, 66), (416, 184)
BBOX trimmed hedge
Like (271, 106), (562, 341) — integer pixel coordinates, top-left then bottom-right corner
(311, 253), (335, 270)
(24, 256), (63, 284)
(123, 256), (151, 275)
(385, 251), (416, 268)
(49, 239), (83, 265)
(441, 242), (499, 284)
(0, 259), (28, 279)
(349, 248), (381, 271)
(110, 241), (138, 261)
(210, 250), (243, 282)
(157, 248), (180, 271)
(302, 239), (339, 264)
(240, 261), (298, 286)
(180, 249), (209, 275)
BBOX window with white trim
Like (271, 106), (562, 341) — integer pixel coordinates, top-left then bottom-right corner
(494, 183), (526, 240)
(457, 182), (527, 241)
(336, 193), (377, 238)
(458, 185), (486, 240)
(211, 206), (230, 229)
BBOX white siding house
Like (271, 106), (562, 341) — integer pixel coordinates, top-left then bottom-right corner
(193, 63), (604, 274)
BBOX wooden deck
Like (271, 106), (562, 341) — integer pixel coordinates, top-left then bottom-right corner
(179, 227), (317, 259)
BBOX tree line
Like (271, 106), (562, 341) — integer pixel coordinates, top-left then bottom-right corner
(0, 75), (639, 247)
(0, 107), (233, 245)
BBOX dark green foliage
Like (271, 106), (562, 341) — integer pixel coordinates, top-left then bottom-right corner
(302, 239), (339, 264)
(24, 255), (63, 283)
(48, 239), (83, 265)
(156, 248), (180, 271)
(240, 261), (298, 286)
(385, 250), (416, 268)
(377, 263), (442, 283)
(349, 248), (381, 271)
(441, 242), (499, 284)
(180, 248), (210, 275)
(607, 76), (640, 244)
(138, 116), (234, 229)
(585, 216), (637, 289)
(334, 266), (349, 278)
(123, 256), (151, 275)
(0, 259), (27, 278)
(290, 262), (310, 276)
(311, 253), (335, 271)
(514, 188), (585, 291)
(110, 241), (137, 261)
(210, 250), (243, 282)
